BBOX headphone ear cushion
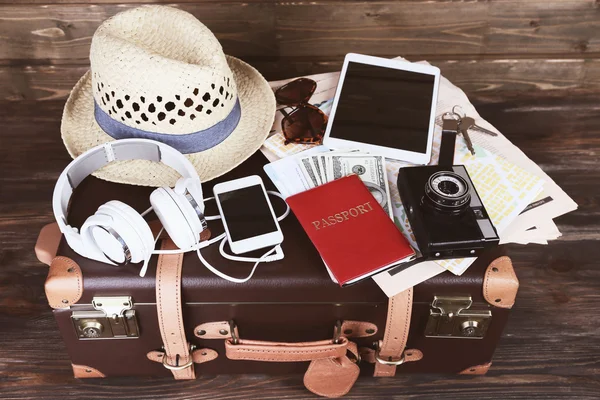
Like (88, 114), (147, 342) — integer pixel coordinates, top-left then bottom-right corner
(82, 214), (134, 264)
(82, 201), (152, 264)
(150, 188), (198, 250)
(101, 201), (154, 254)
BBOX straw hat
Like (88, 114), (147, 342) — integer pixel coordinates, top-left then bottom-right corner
(61, 5), (275, 186)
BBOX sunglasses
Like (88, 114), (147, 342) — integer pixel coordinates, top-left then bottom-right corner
(275, 78), (328, 145)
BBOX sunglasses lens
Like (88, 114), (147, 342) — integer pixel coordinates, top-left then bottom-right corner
(275, 78), (316, 105)
(282, 106), (327, 144)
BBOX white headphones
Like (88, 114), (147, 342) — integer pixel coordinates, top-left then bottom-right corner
(52, 139), (207, 273)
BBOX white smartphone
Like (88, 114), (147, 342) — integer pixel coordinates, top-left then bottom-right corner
(213, 175), (283, 255)
(323, 53), (440, 165)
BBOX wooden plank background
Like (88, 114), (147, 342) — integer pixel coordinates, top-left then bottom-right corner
(1, 0), (600, 101)
(1, 1), (599, 399)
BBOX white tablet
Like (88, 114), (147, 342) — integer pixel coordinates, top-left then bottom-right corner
(323, 53), (440, 164)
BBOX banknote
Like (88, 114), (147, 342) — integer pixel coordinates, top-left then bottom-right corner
(263, 145), (329, 198)
(300, 156), (325, 186)
(325, 154), (393, 219)
(318, 149), (362, 183)
(299, 157), (319, 188)
(311, 156), (325, 185)
(319, 155), (329, 182)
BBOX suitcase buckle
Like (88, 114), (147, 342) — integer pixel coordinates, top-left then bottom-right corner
(161, 344), (196, 371)
(374, 345), (405, 365)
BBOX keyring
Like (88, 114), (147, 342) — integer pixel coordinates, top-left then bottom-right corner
(452, 105), (466, 118)
(442, 111), (460, 120)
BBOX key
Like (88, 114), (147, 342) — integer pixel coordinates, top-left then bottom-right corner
(469, 123), (498, 137)
(451, 105), (498, 137)
(458, 117), (476, 155)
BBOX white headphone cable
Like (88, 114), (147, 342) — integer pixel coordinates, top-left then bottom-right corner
(218, 238), (284, 263)
(151, 231), (226, 255)
(146, 190), (289, 282)
(139, 224), (165, 277)
(196, 244), (279, 284)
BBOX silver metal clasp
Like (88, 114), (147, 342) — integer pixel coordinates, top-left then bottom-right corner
(161, 344), (196, 371)
(92, 296), (133, 318)
(425, 296), (491, 339)
(72, 296), (139, 340)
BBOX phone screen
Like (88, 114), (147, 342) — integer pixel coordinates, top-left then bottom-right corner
(217, 184), (278, 242)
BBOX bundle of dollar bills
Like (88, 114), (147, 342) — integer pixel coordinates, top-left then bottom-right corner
(264, 146), (393, 219)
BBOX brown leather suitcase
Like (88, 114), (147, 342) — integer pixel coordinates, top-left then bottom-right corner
(36, 152), (519, 397)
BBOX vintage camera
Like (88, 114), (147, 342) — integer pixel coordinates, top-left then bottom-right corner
(397, 165), (499, 259)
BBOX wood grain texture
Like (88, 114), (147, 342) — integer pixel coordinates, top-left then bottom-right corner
(1, 1), (600, 398)
(1, 1), (600, 64)
(0, 89), (599, 399)
(3, 58), (600, 101)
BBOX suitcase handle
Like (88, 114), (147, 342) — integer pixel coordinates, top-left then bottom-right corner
(221, 320), (361, 398)
(225, 336), (356, 363)
(220, 320), (359, 363)
(192, 319), (420, 397)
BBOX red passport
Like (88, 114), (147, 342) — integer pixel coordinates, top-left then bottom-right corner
(287, 175), (415, 286)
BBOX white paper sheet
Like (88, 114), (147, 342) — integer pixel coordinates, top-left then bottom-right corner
(260, 57), (577, 297)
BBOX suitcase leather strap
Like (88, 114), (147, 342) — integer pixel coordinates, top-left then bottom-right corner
(374, 287), (414, 377)
(197, 321), (361, 397)
(225, 337), (352, 362)
(153, 239), (196, 379)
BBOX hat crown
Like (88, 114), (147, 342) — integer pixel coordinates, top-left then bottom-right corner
(90, 6), (238, 134)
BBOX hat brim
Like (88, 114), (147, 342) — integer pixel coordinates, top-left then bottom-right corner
(61, 56), (275, 187)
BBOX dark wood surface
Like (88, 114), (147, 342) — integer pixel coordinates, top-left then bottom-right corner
(1, 88), (599, 400)
(1, 0), (600, 398)
(5, 58), (600, 102)
(3, 0), (600, 101)
(2, 0), (600, 63)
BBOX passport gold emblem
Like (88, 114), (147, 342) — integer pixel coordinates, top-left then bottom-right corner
(311, 201), (374, 231)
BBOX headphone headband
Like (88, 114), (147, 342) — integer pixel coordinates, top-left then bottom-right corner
(53, 139), (202, 230)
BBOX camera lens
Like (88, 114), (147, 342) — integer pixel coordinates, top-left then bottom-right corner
(438, 180), (460, 196)
(423, 171), (471, 214)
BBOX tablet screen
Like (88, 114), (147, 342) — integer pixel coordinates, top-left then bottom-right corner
(330, 62), (435, 154)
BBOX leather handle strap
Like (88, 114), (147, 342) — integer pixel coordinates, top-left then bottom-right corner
(218, 323), (360, 398)
(155, 239), (195, 379)
(225, 337), (351, 362)
(35, 222), (62, 266)
(374, 287), (414, 377)
(195, 320), (377, 340)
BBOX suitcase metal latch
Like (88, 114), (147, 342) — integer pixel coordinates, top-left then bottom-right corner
(71, 296), (140, 340)
(425, 296), (491, 339)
